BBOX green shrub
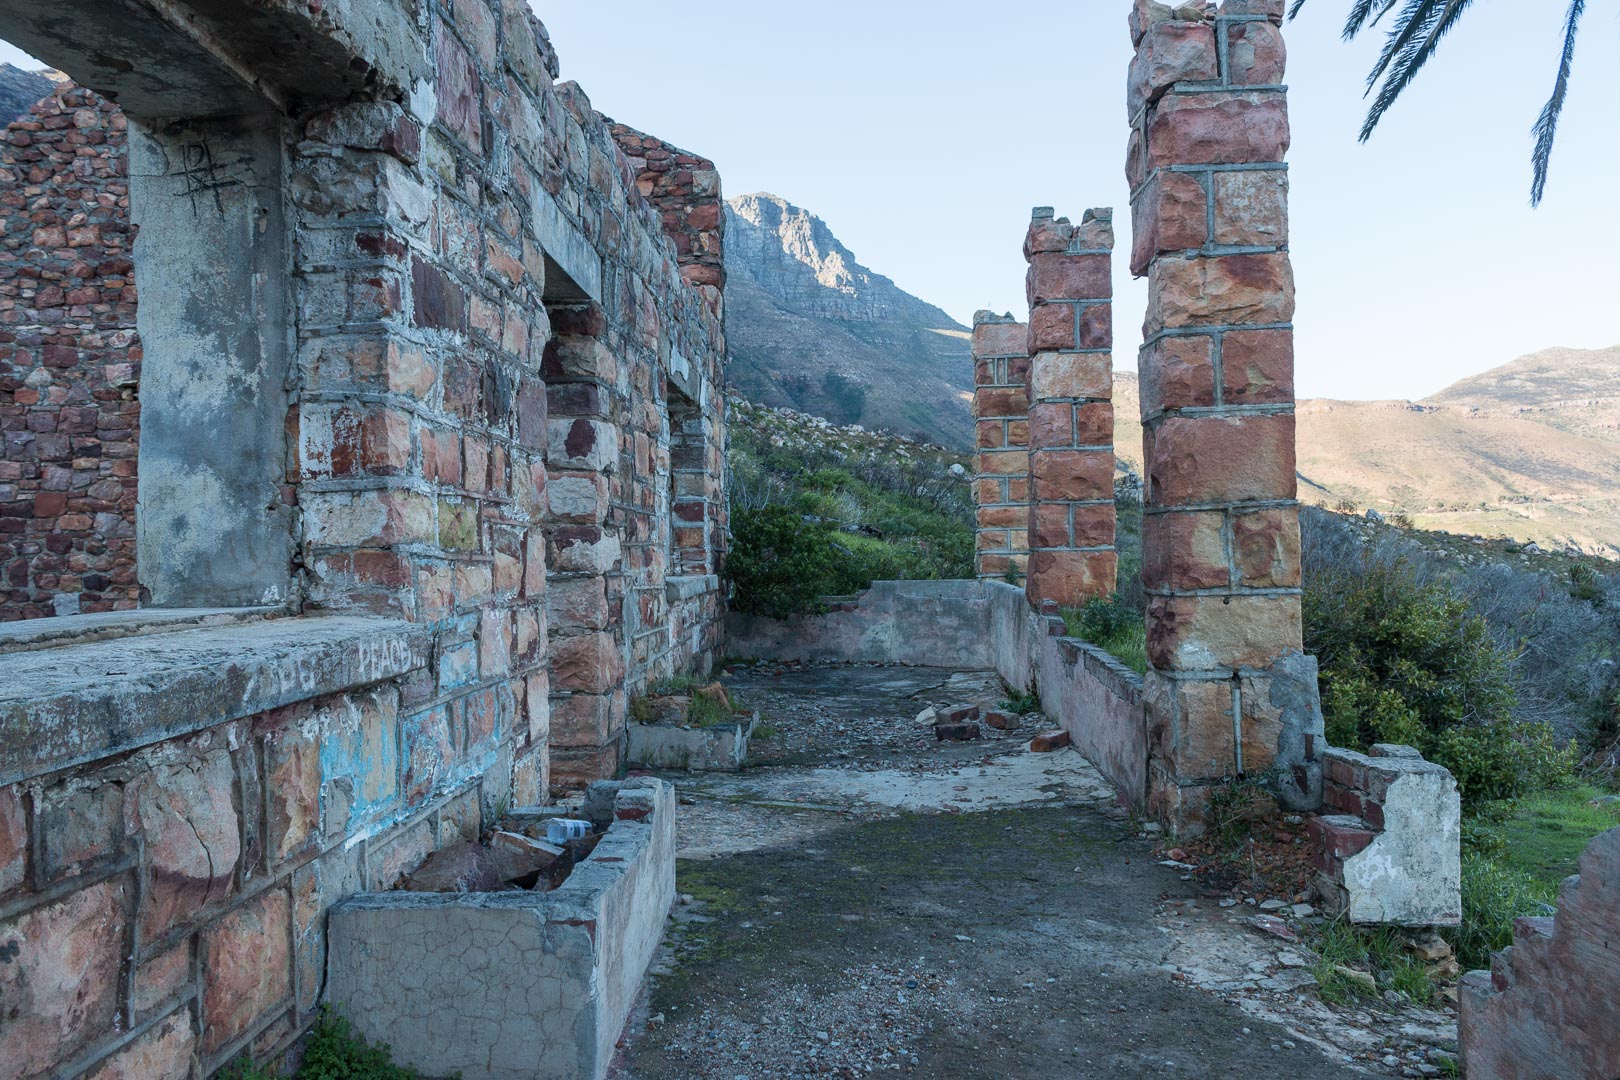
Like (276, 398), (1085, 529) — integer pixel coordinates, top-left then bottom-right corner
(725, 505), (840, 619)
(1305, 557), (1575, 802)
(218, 1008), (440, 1080)
(1447, 851), (1557, 972)
(1062, 594), (1148, 675)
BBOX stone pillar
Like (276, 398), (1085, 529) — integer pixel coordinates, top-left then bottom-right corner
(1022, 207), (1117, 610)
(971, 312), (1031, 581)
(1128, 0), (1321, 833)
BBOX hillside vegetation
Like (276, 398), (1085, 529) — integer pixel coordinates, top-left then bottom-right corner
(725, 401), (974, 617)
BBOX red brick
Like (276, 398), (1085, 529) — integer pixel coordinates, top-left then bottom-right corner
(1030, 730), (1072, 752)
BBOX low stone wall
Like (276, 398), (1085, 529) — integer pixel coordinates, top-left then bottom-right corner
(327, 779), (677, 1080)
(1309, 745), (1461, 927)
(0, 611), (528, 1079)
(727, 579), (1149, 809)
(724, 579), (995, 668)
(1459, 826), (1620, 1079)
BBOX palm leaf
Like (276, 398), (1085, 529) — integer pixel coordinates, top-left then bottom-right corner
(1360, 0), (1477, 141)
(1530, 0), (1586, 205)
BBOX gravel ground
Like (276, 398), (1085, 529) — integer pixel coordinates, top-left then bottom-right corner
(607, 663), (1424, 1079)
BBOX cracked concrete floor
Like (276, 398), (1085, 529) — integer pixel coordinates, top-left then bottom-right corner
(608, 663), (1366, 1079)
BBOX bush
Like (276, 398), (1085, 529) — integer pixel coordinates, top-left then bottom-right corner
(725, 505), (841, 619)
(1062, 593), (1148, 675)
(1304, 553), (1575, 802)
(1447, 851), (1556, 972)
(218, 1008), (437, 1080)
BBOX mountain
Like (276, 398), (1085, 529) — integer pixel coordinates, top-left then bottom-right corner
(0, 64), (53, 126)
(723, 192), (974, 447)
(1112, 344), (1620, 556)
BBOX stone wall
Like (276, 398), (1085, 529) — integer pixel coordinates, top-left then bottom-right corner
(1023, 207), (1117, 609)
(971, 312), (1030, 580)
(1309, 744), (1461, 926)
(0, 0), (729, 1073)
(0, 84), (139, 619)
(1127, 0), (1319, 833)
(1459, 826), (1620, 1079)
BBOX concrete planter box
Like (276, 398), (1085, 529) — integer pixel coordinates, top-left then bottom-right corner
(627, 711), (757, 771)
(326, 779), (676, 1080)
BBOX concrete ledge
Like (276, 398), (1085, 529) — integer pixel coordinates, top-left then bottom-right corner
(628, 712), (756, 771)
(665, 573), (719, 602)
(0, 615), (429, 786)
(327, 779), (677, 1080)
(0, 606), (281, 653)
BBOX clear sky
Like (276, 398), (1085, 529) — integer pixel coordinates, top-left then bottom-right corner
(5, 5), (1615, 400)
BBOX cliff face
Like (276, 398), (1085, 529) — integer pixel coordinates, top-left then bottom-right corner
(723, 193), (973, 447)
(0, 65), (54, 126)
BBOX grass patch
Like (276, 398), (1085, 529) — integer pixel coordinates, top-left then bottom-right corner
(1060, 595), (1149, 675)
(1307, 920), (1438, 1008)
(750, 722), (779, 741)
(219, 1007), (439, 1079)
(687, 692), (731, 729)
(1477, 785), (1620, 887)
(1447, 785), (1617, 971)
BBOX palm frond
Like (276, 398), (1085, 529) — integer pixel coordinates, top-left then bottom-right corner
(1360, 0), (1477, 141)
(1529, 0), (1586, 205)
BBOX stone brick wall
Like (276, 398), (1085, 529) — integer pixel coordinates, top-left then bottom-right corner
(1460, 826), (1620, 1079)
(0, 84), (138, 620)
(1023, 206), (1117, 610)
(1309, 744), (1460, 926)
(1127, 0), (1320, 833)
(0, 0), (730, 1073)
(605, 120), (725, 295)
(971, 311), (1030, 580)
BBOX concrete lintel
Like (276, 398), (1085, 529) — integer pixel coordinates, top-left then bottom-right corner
(535, 189), (604, 303)
(0, 615), (430, 786)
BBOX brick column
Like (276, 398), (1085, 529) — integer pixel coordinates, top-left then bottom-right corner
(1128, 0), (1322, 834)
(1022, 207), (1117, 610)
(971, 312), (1030, 581)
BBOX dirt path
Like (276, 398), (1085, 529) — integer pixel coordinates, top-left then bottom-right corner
(608, 664), (1389, 1079)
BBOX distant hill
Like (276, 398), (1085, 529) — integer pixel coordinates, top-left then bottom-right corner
(1112, 344), (1620, 557)
(723, 193), (974, 447)
(0, 64), (53, 126)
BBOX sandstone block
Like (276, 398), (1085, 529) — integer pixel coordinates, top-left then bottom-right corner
(1027, 549), (1117, 609)
(1139, 334), (1216, 414)
(1032, 449), (1115, 503)
(972, 319), (1028, 358)
(1127, 19), (1219, 117)
(1030, 504), (1070, 550)
(0, 785), (25, 894)
(130, 939), (193, 1020)
(137, 748), (241, 940)
(1232, 507), (1301, 587)
(546, 417), (617, 472)
(1220, 327), (1293, 403)
(1226, 18), (1287, 85)
(1028, 303), (1075, 352)
(265, 723), (321, 865)
(1078, 303), (1113, 350)
(975, 386), (1029, 419)
(551, 526), (621, 574)
(977, 450), (1029, 477)
(202, 887), (292, 1055)
(84, 1009), (195, 1080)
(1030, 353), (1112, 402)
(1131, 171), (1207, 276)
(1026, 253), (1111, 306)
(1147, 593), (1302, 670)
(1145, 413), (1295, 505)
(1146, 252), (1295, 331)
(1142, 509), (1229, 590)
(550, 632), (624, 695)
(1212, 169), (1288, 247)
(0, 877), (128, 1077)
(1145, 92), (1290, 171)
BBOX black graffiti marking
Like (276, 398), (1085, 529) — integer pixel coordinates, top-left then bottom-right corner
(174, 139), (246, 215)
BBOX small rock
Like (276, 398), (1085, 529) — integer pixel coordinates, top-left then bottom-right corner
(1338, 966), (1380, 994)
(1219, 898), (1239, 909)
(1258, 899), (1288, 912)
(983, 709), (1017, 730)
(1246, 915), (1300, 943)
(915, 706), (939, 726)
(1290, 903), (1316, 918)
(934, 721), (981, 741)
(1029, 730), (1071, 753)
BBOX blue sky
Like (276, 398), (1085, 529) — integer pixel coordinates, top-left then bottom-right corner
(6, 5), (1616, 399)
